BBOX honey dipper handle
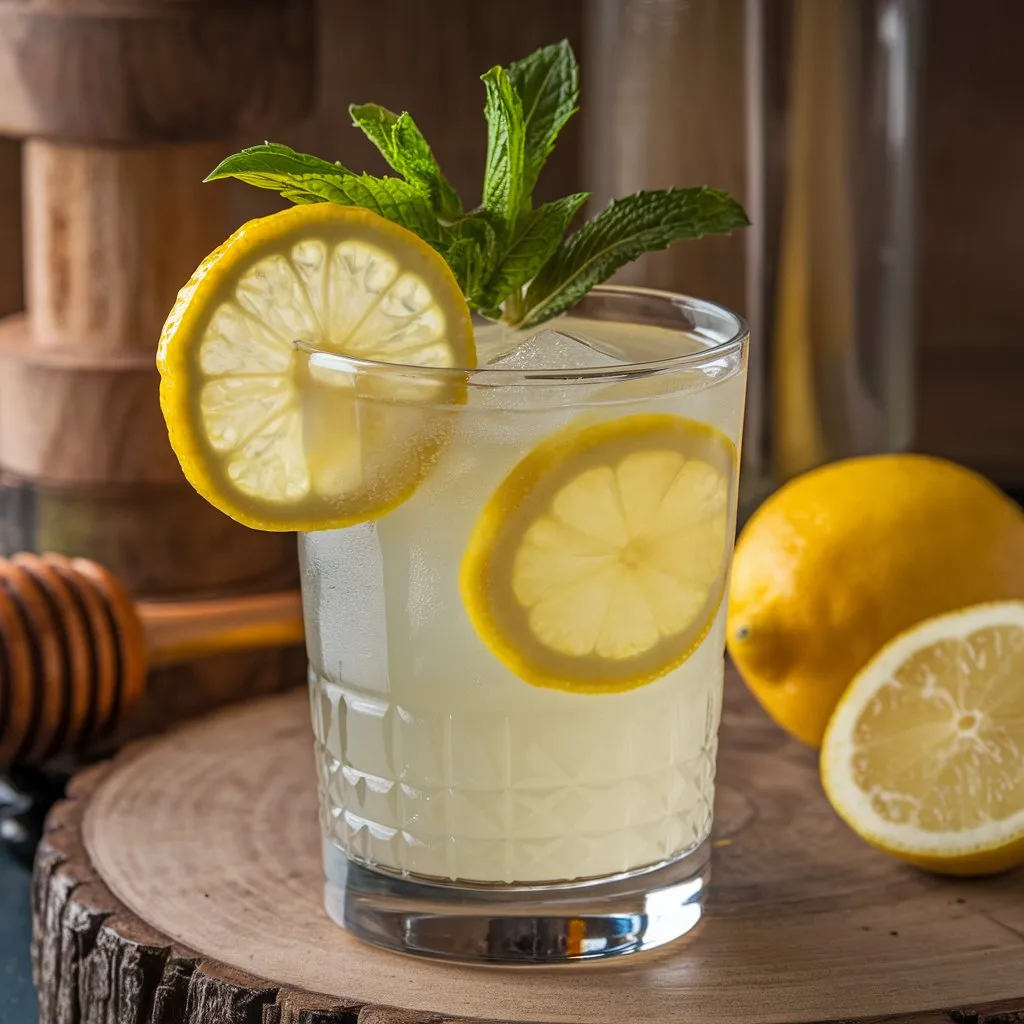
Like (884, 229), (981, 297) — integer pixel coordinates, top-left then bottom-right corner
(138, 591), (305, 669)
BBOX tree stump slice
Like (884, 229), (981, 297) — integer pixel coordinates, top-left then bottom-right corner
(33, 670), (1024, 1024)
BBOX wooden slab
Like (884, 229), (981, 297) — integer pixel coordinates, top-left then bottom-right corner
(34, 670), (1024, 1024)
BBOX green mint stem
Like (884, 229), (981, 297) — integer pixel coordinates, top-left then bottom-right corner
(501, 289), (526, 325)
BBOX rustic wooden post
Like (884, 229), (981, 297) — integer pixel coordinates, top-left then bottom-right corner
(0, 0), (316, 740)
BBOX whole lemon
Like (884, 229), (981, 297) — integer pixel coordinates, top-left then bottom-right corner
(728, 454), (1024, 746)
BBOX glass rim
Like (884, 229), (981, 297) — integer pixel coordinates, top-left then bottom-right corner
(298, 284), (749, 389)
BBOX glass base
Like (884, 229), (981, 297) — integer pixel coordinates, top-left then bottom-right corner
(323, 838), (710, 963)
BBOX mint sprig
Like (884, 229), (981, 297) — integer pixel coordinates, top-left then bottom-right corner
(205, 41), (748, 329)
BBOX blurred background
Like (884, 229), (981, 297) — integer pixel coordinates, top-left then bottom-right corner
(0, 0), (1020, 787)
(2, 0), (1022, 524)
(0, 0), (1022, 1012)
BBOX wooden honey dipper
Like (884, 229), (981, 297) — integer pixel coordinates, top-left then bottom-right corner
(0, 553), (304, 768)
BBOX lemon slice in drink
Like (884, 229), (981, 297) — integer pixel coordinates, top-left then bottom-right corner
(157, 204), (474, 531)
(821, 601), (1024, 876)
(461, 414), (736, 693)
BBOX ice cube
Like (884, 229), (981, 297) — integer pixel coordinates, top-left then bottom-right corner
(451, 329), (626, 453)
(554, 315), (706, 363)
(472, 319), (524, 365)
(466, 329), (624, 421)
(484, 329), (624, 373)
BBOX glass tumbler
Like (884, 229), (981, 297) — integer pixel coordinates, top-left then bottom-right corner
(299, 286), (748, 962)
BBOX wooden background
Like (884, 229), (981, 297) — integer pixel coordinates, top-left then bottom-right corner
(913, 0), (1024, 487)
(0, 0), (1021, 483)
(258, 0), (1024, 492)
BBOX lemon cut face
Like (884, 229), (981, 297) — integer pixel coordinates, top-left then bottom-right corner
(158, 204), (475, 532)
(822, 601), (1024, 876)
(461, 414), (737, 693)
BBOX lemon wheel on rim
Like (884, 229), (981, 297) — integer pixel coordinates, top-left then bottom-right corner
(460, 413), (737, 693)
(157, 203), (475, 532)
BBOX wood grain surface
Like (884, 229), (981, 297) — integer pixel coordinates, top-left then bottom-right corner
(23, 141), (234, 356)
(0, 582), (34, 765)
(45, 553), (120, 753)
(0, 316), (183, 485)
(139, 589), (304, 669)
(33, 669), (1024, 1024)
(0, 559), (65, 763)
(0, 0), (315, 143)
(12, 553), (95, 758)
(0, 3), (313, 752)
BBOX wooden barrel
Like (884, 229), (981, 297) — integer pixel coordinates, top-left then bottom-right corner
(0, 0), (316, 744)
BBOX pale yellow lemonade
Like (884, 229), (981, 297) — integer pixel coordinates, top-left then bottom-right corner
(302, 316), (746, 884)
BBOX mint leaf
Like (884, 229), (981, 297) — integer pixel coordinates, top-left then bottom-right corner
(392, 114), (463, 221)
(349, 104), (462, 221)
(205, 143), (356, 203)
(444, 237), (482, 303)
(477, 192), (588, 311)
(507, 40), (579, 203)
(444, 213), (500, 303)
(347, 104), (397, 162)
(518, 188), (750, 327)
(208, 143), (448, 249)
(481, 67), (526, 234)
(327, 174), (450, 248)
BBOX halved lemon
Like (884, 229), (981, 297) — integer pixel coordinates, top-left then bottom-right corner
(821, 601), (1024, 876)
(460, 414), (736, 693)
(157, 204), (475, 531)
